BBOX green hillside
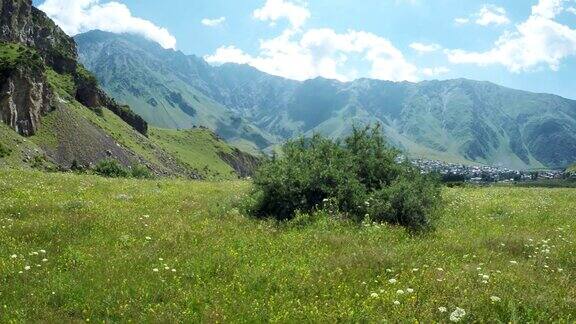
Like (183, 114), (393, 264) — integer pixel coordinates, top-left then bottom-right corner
(74, 31), (277, 153)
(1, 170), (575, 322)
(76, 31), (576, 170)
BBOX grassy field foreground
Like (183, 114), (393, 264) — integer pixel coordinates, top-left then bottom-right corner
(0, 171), (575, 322)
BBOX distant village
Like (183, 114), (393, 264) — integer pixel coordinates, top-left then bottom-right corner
(411, 159), (575, 184)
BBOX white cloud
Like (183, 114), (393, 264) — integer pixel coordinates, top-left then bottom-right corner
(253, 0), (311, 29)
(201, 17), (226, 27)
(475, 5), (511, 26)
(206, 28), (418, 82)
(446, 0), (576, 72)
(454, 17), (470, 25)
(38, 0), (176, 49)
(410, 42), (442, 53)
(422, 66), (450, 77)
(568, 7), (576, 14)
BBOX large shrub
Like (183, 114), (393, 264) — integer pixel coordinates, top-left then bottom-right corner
(247, 125), (442, 230)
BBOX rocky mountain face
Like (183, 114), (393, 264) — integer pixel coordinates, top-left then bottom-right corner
(76, 31), (576, 169)
(0, 0), (146, 136)
(0, 1), (259, 179)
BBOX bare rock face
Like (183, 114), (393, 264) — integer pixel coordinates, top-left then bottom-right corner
(0, 0), (77, 74)
(0, 65), (53, 135)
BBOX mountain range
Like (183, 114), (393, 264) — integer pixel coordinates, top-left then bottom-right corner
(75, 31), (576, 170)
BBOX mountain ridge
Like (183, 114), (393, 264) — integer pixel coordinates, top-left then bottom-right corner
(76, 30), (576, 169)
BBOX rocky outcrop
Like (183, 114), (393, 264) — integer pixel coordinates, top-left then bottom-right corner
(0, 0), (77, 74)
(0, 64), (53, 135)
(0, 0), (148, 137)
(218, 148), (261, 177)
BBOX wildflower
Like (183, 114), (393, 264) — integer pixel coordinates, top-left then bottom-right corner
(152, 268), (159, 272)
(407, 288), (414, 293)
(171, 269), (176, 272)
(145, 236), (152, 240)
(386, 269), (393, 273)
(393, 300), (400, 305)
(450, 307), (466, 322)
(370, 292), (379, 298)
(396, 290), (405, 295)
(482, 275), (490, 280)
(164, 266), (170, 270)
(412, 268), (419, 272)
(437, 267), (444, 271)
(159, 258), (164, 261)
(24, 266), (31, 271)
(388, 279), (397, 284)
(510, 261), (518, 265)
(42, 258), (48, 262)
(10, 254), (17, 259)
(490, 296), (501, 302)
(438, 307), (447, 313)
(39, 250), (46, 254)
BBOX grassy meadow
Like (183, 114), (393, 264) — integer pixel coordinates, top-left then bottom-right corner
(0, 170), (574, 322)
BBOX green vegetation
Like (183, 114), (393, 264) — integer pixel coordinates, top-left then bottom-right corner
(93, 159), (152, 179)
(0, 170), (574, 322)
(150, 128), (238, 179)
(45, 68), (75, 99)
(248, 126), (440, 230)
(0, 142), (11, 158)
(0, 42), (43, 73)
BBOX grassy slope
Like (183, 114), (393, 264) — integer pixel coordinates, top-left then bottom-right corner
(149, 128), (238, 180)
(0, 170), (574, 322)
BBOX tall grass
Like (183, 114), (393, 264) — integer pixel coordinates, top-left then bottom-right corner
(0, 170), (574, 322)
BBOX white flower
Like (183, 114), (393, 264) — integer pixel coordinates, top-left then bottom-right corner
(388, 279), (397, 284)
(450, 307), (466, 322)
(145, 236), (152, 241)
(159, 258), (164, 261)
(510, 261), (518, 265)
(24, 266), (31, 271)
(10, 254), (17, 259)
(393, 300), (400, 305)
(164, 266), (170, 270)
(482, 275), (490, 280)
(438, 307), (447, 313)
(412, 268), (419, 272)
(396, 290), (405, 295)
(370, 292), (379, 298)
(152, 268), (159, 272)
(437, 268), (444, 271)
(490, 296), (501, 302)
(171, 269), (176, 272)
(39, 250), (46, 254)
(407, 288), (414, 293)
(42, 258), (48, 262)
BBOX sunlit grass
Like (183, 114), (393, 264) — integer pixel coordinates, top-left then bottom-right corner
(0, 170), (574, 322)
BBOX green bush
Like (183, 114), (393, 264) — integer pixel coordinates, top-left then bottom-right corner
(93, 159), (153, 179)
(247, 125), (441, 231)
(94, 159), (130, 178)
(130, 164), (153, 179)
(0, 143), (11, 158)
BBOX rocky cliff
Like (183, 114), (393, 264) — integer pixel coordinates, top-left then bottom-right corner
(0, 0), (147, 136)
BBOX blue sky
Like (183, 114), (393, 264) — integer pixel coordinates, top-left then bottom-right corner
(34, 0), (576, 99)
